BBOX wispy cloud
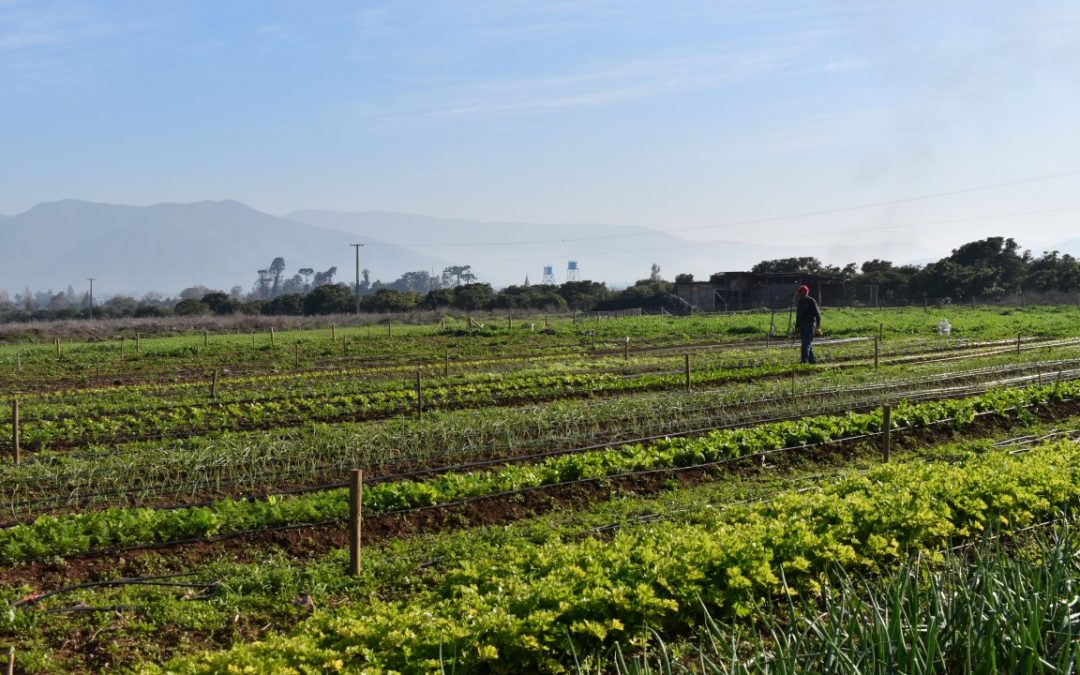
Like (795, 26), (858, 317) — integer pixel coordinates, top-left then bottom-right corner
(0, 0), (134, 53)
(356, 41), (812, 121)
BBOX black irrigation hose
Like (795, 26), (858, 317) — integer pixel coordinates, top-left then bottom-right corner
(13, 573), (216, 608)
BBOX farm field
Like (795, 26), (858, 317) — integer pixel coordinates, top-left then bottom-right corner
(1, 305), (1079, 673)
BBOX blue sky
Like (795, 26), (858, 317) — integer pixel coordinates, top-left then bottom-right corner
(3, 0), (1080, 256)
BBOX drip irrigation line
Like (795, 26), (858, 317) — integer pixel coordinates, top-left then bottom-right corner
(13, 573), (217, 608)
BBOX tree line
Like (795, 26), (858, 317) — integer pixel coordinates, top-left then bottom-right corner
(0, 237), (1077, 322)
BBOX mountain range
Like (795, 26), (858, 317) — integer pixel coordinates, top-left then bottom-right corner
(0, 199), (1072, 297)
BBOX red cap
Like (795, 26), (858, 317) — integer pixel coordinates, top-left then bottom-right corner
(798, 285), (810, 295)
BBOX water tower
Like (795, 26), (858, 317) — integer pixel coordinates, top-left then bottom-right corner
(567, 260), (581, 282)
(542, 265), (556, 285)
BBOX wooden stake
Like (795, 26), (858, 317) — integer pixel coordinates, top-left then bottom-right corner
(684, 353), (691, 392)
(136, 333), (141, 353)
(1016, 333), (1021, 355)
(388, 320), (392, 337)
(331, 324), (337, 341)
(791, 363), (796, 399)
(343, 336), (348, 356)
(251, 331), (256, 348)
(507, 315), (513, 330)
(624, 337), (630, 361)
(349, 469), (363, 576)
(878, 322), (883, 340)
(6, 646), (13, 675)
(444, 347), (449, 377)
(211, 371), (218, 399)
(882, 404), (892, 463)
(55, 336), (61, 357)
(415, 369), (423, 420)
(294, 343), (300, 369)
(12, 398), (20, 466)
(874, 335), (879, 370)
(270, 327), (276, 346)
(204, 330), (209, 348)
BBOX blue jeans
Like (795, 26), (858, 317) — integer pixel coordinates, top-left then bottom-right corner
(799, 326), (817, 364)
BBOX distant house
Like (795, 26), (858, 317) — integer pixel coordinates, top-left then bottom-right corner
(674, 272), (846, 312)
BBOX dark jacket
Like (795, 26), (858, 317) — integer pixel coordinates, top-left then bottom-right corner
(795, 296), (821, 330)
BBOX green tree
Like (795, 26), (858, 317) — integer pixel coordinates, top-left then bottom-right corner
(453, 283), (495, 310)
(303, 283), (353, 315)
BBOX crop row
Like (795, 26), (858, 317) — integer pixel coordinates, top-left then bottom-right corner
(10, 335), (1076, 453)
(148, 429), (1080, 672)
(3, 304), (1072, 393)
(9, 333), (1058, 418)
(1, 379), (1073, 565)
(3, 357), (1073, 519)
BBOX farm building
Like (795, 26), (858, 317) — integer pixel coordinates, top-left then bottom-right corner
(674, 272), (849, 312)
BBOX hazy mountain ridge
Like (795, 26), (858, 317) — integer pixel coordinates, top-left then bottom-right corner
(1, 199), (1069, 297)
(0, 200), (447, 296)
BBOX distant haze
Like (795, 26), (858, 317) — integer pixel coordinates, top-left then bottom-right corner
(1, 198), (1077, 298)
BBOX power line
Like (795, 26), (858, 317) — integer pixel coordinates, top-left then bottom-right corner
(359, 169), (1080, 249)
(461, 204), (1080, 265)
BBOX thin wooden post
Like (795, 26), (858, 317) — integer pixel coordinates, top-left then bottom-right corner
(443, 347), (449, 377)
(684, 353), (691, 391)
(507, 315), (513, 330)
(331, 324), (337, 341)
(882, 404), (892, 463)
(204, 330), (209, 348)
(544, 315), (549, 329)
(1016, 333), (1021, 355)
(12, 398), (20, 466)
(294, 343), (300, 369)
(211, 371), (218, 399)
(343, 336), (348, 356)
(415, 369), (423, 420)
(1037, 367), (1042, 386)
(251, 331), (256, 348)
(624, 337), (630, 361)
(791, 362), (797, 399)
(6, 646), (13, 675)
(349, 469), (363, 576)
(388, 320), (392, 337)
(55, 336), (60, 357)
(136, 332), (141, 352)
(270, 327), (276, 346)
(878, 322), (883, 340)
(596, 311), (601, 323)
(874, 335), (879, 370)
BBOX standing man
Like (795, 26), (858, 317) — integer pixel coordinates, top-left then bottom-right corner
(795, 284), (821, 364)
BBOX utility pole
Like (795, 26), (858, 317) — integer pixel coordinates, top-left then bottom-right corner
(350, 243), (364, 315)
(87, 277), (96, 319)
